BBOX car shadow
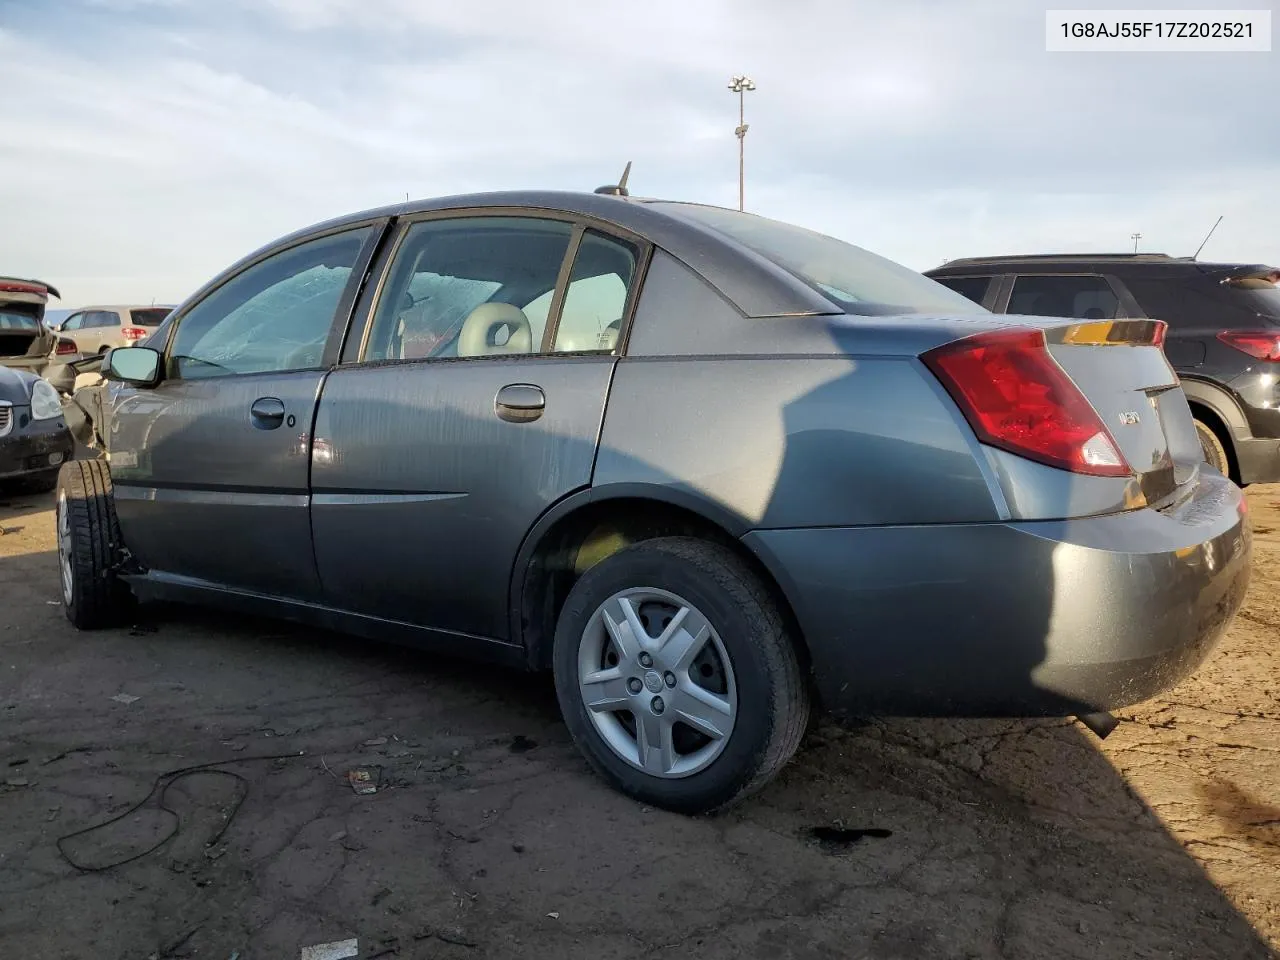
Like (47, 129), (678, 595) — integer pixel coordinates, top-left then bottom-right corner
(0, 543), (1273, 958)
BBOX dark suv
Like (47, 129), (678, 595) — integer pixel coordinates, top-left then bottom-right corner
(926, 254), (1280, 484)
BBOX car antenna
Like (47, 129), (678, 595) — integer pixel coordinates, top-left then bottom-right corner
(594, 161), (632, 196)
(1192, 215), (1224, 261)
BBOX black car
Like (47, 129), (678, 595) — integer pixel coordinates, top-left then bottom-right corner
(0, 364), (75, 492)
(926, 254), (1280, 485)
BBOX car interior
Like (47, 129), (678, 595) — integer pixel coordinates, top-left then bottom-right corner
(375, 225), (633, 362)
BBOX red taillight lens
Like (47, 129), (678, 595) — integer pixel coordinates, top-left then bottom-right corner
(121, 327), (148, 341)
(54, 338), (77, 356)
(1217, 330), (1280, 361)
(923, 327), (1132, 478)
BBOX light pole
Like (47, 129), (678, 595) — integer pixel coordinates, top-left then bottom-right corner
(728, 75), (755, 211)
(1131, 232), (1142, 253)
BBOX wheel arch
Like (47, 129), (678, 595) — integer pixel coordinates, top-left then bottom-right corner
(1180, 377), (1250, 442)
(508, 485), (813, 684)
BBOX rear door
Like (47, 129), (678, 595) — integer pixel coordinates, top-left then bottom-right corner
(107, 223), (383, 600)
(311, 214), (644, 641)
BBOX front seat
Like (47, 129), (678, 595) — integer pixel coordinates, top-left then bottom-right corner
(457, 302), (533, 357)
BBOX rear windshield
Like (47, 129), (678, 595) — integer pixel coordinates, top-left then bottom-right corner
(0, 311), (39, 332)
(655, 203), (987, 316)
(130, 308), (171, 326)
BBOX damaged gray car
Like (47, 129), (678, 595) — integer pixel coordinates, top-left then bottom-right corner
(53, 190), (1251, 813)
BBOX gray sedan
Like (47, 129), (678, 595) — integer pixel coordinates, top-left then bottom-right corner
(55, 191), (1250, 813)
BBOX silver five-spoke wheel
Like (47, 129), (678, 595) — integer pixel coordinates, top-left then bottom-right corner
(577, 587), (737, 778)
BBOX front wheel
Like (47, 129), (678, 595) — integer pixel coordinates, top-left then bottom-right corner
(55, 459), (134, 629)
(552, 537), (809, 814)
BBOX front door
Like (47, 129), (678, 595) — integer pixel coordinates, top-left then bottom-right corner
(311, 215), (643, 641)
(107, 224), (380, 601)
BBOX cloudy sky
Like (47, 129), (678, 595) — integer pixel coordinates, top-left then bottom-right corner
(0, 0), (1276, 308)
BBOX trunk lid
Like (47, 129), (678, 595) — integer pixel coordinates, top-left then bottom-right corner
(0, 278), (57, 370)
(919, 312), (1200, 512)
(1038, 317), (1199, 506)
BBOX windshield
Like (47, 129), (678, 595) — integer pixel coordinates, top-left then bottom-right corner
(655, 203), (987, 316)
(1224, 274), (1280, 318)
(0, 311), (40, 332)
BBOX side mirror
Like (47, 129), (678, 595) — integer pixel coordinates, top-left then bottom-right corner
(104, 346), (162, 387)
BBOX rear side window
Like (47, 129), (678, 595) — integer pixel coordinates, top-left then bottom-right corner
(522, 230), (639, 353)
(130, 308), (171, 327)
(363, 217), (574, 362)
(1008, 275), (1119, 319)
(1124, 269), (1280, 326)
(1222, 273), (1280, 318)
(935, 276), (992, 306)
(655, 203), (986, 316)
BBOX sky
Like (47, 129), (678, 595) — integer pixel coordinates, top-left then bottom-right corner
(0, 0), (1276, 309)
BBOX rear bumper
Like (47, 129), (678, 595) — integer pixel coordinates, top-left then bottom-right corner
(1233, 436), (1280, 485)
(0, 412), (74, 480)
(744, 471), (1250, 718)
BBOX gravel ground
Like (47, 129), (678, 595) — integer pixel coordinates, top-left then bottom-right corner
(1, 482), (1277, 960)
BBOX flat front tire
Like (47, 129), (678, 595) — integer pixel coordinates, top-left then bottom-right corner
(552, 537), (809, 814)
(55, 459), (133, 629)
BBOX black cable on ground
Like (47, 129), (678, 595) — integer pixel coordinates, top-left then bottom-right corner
(55, 750), (305, 873)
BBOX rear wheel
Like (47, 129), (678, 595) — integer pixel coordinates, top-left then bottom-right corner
(55, 459), (133, 629)
(552, 537), (809, 814)
(1194, 417), (1233, 480)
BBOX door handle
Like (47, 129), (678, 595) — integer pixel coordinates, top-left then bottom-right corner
(495, 383), (545, 423)
(250, 396), (286, 430)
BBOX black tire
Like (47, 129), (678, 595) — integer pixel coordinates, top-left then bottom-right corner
(1194, 417), (1233, 481)
(55, 459), (133, 629)
(552, 537), (810, 814)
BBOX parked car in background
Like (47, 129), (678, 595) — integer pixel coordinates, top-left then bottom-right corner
(0, 363), (74, 492)
(926, 254), (1280, 485)
(55, 192), (1249, 813)
(50, 305), (173, 359)
(0, 277), (60, 375)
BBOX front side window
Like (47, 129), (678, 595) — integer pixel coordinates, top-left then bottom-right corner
(168, 227), (371, 379)
(363, 217), (574, 362)
(654, 202), (986, 316)
(1008, 275), (1120, 319)
(61, 313), (84, 332)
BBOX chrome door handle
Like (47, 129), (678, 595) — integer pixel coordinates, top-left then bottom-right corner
(495, 383), (545, 423)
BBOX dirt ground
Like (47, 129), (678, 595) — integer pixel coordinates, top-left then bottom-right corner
(1, 482), (1277, 960)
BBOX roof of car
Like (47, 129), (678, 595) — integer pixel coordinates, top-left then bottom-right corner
(932, 253), (1186, 269)
(194, 190), (845, 320)
(67, 304), (176, 312)
(928, 253), (1278, 280)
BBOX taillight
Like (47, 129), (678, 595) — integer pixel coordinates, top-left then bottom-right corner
(1217, 330), (1280, 361)
(121, 327), (148, 341)
(54, 338), (77, 356)
(923, 327), (1132, 478)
